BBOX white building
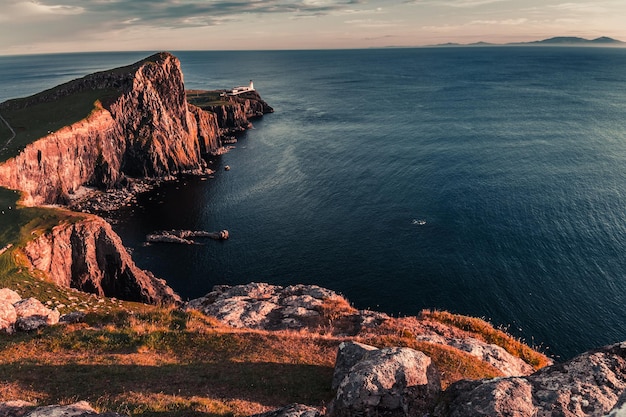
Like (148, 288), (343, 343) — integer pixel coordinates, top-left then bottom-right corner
(224, 80), (255, 96)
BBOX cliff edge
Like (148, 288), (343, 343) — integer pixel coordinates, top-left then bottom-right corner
(0, 52), (271, 305)
(0, 52), (272, 206)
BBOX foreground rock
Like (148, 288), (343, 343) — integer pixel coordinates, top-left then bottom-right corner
(416, 334), (533, 376)
(186, 282), (361, 332)
(433, 342), (626, 417)
(0, 400), (124, 416)
(329, 342), (441, 417)
(22, 216), (180, 305)
(0, 289), (60, 333)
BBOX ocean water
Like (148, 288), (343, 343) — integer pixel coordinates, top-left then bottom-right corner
(2, 47), (626, 359)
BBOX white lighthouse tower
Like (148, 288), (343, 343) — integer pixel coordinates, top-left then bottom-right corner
(249, 80), (254, 90)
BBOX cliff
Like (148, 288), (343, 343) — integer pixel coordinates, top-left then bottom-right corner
(21, 215), (180, 305)
(0, 52), (271, 304)
(0, 52), (272, 206)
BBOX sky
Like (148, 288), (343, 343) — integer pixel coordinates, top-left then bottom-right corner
(1, 0), (625, 55)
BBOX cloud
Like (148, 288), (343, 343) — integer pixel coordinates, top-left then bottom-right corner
(4, 0), (371, 29)
(406, 0), (509, 8)
(344, 18), (404, 28)
(469, 18), (528, 25)
(6, 1), (84, 17)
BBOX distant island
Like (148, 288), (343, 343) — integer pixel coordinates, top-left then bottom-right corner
(433, 36), (624, 47)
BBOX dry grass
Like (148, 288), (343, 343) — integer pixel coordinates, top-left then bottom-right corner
(0, 294), (552, 416)
(0, 309), (337, 416)
(420, 310), (551, 370)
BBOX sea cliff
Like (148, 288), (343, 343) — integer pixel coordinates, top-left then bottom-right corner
(1, 52), (623, 417)
(0, 52), (272, 304)
(0, 52), (272, 206)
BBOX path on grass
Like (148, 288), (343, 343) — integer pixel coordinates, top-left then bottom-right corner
(0, 111), (16, 154)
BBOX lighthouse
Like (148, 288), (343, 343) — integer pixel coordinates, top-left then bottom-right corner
(249, 80), (254, 90)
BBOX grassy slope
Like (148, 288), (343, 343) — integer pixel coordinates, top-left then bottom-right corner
(0, 89), (119, 163)
(0, 288), (550, 417)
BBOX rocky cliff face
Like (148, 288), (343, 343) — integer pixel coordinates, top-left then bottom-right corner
(205, 91), (274, 133)
(0, 106), (121, 205)
(21, 215), (180, 305)
(0, 52), (272, 206)
(0, 52), (271, 304)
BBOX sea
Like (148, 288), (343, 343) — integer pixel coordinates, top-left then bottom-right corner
(2, 47), (626, 360)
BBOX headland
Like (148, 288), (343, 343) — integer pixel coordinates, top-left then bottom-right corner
(0, 52), (623, 417)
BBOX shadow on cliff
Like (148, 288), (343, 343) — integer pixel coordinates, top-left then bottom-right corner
(0, 361), (334, 412)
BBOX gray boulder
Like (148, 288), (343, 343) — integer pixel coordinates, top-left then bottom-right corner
(434, 342), (626, 417)
(251, 404), (322, 417)
(330, 345), (441, 417)
(332, 341), (379, 391)
(14, 298), (60, 331)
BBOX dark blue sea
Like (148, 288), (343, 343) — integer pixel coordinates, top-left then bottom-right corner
(2, 47), (626, 360)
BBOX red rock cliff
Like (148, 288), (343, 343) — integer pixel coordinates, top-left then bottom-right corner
(0, 52), (271, 206)
(22, 215), (180, 305)
(0, 52), (272, 305)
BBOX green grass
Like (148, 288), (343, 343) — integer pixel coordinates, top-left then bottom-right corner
(187, 90), (231, 107)
(0, 88), (119, 162)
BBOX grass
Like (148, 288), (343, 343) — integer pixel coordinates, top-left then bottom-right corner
(420, 310), (551, 370)
(0, 88), (119, 162)
(0, 310), (337, 416)
(187, 90), (231, 108)
(0, 298), (545, 416)
(0, 186), (87, 301)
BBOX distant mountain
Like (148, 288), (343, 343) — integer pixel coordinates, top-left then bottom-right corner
(432, 36), (624, 47)
(526, 36), (624, 45)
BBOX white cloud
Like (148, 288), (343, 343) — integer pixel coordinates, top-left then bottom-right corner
(12, 1), (84, 16)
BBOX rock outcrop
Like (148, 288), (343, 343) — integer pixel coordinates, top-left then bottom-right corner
(0, 288), (60, 333)
(433, 342), (626, 417)
(259, 340), (626, 417)
(416, 334), (534, 376)
(185, 283), (359, 331)
(205, 91), (274, 134)
(252, 404), (322, 417)
(0, 400), (124, 416)
(22, 216), (180, 305)
(0, 52), (272, 206)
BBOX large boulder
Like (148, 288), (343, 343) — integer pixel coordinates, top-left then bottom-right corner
(13, 298), (60, 331)
(332, 341), (379, 391)
(330, 345), (441, 417)
(434, 342), (626, 417)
